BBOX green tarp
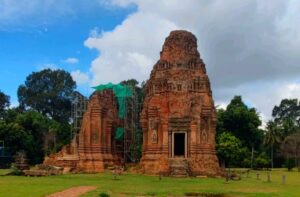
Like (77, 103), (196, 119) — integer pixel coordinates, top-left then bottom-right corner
(92, 83), (132, 140)
(92, 82), (132, 118)
(116, 127), (124, 140)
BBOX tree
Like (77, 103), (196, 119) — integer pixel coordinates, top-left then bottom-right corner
(121, 79), (144, 105)
(17, 69), (76, 123)
(0, 108), (70, 165)
(216, 132), (248, 167)
(0, 90), (10, 118)
(0, 120), (33, 158)
(280, 132), (300, 171)
(272, 99), (300, 136)
(252, 152), (269, 169)
(263, 120), (282, 168)
(216, 108), (226, 134)
(15, 111), (51, 164)
(217, 96), (263, 150)
(120, 79), (144, 161)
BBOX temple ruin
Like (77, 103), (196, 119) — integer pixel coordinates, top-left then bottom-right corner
(140, 30), (221, 176)
(44, 30), (221, 176)
(44, 86), (136, 172)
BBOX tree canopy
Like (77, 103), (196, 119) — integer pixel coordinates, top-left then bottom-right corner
(216, 132), (247, 167)
(264, 120), (282, 148)
(280, 132), (300, 171)
(0, 90), (10, 117)
(0, 109), (70, 164)
(263, 120), (282, 168)
(272, 98), (300, 136)
(17, 69), (76, 123)
(217, 96), (262, 149)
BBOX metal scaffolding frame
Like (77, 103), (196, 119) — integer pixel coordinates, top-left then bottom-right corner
(70, 86), (142, 163)
(123, 85), (142, 163)
(70, 91), (88, 140)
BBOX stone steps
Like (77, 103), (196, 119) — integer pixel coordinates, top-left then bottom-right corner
(169, 158), (190, 177)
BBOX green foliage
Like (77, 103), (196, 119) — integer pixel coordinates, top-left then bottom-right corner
(273, 98), (300, 125)
(216, 132), (248, 167)
(217, 96), (262, 150)
(284, 158), (295, 171)
(0, 120), (33, 157)
(216, 108), (225, 133)
(0, 90), (10, 118)
(129, 132), (142, 162)
(280, 132), (300, 171)
(264, 120), (282, 168)
(17, 69), (76, 123)
(98, 192), (110, 197)
(15, 111), (52, 164)
(253, 152), (269, 169)
(2, 69), (75, 165)
(9, 163), (23, 176)
(0, 109), (70, 164)
(272, 98), (300, 136)
(2, 108), (19, 123)
(120, 79), (144, 162)
(121, 79), (144, 108)
(264, 121), (282, 147)
(264, 121), (281, 147)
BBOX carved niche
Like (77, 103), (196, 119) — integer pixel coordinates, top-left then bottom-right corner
(200, 116), (210, 143)
(149, 119), (159, 143)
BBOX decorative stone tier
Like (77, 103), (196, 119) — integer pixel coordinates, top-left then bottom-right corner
(140, 30), (222, 176)
(44, 90), (121, 172)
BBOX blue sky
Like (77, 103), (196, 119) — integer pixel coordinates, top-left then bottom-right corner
(0, 1), (136, 105)
(0, 0), (300, 124)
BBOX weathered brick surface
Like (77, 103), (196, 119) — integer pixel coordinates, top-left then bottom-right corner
(45, 30), (221, 176)
(44, 90), (121, 172)
(140, 30), (222, 176)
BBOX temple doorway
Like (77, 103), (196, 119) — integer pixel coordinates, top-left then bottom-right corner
(172, 132), (187, 158)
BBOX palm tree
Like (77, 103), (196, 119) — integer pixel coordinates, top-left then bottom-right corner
(264, 121), (282, 169)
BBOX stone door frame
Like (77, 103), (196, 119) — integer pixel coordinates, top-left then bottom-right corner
(171, 131), (187, 158)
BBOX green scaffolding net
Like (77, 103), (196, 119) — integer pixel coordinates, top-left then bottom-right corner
(115, 127), (124, 140)
(92, 83), (132, 140)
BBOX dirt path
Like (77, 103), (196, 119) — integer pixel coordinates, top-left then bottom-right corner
(46, 186), (97, 197)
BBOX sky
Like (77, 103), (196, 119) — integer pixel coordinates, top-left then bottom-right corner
(0, 0), (300, 125)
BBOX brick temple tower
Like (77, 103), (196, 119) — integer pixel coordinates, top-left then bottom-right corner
(44, 90), (121, 172)
(140, 30), (221, 176)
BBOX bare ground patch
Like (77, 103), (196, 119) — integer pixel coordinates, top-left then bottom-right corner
(46, 186), (97, 197)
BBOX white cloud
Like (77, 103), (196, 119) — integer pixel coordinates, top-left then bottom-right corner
(215, 102), (228, 110)
(0, 0), (73, 30)
(84, 11), (178, 85)
(0, 0), (120, 30)
(64, 57), (79, 64)
(71, 70), (90, 85)
(89, 27), (102, 38)
(215, 80), (300, 124)
(83, 0), (300, 124)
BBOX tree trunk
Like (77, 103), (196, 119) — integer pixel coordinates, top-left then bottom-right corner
(295, 154), (298, 171)
(251, 146), (254, 169)
(54, 134), (56, 152)
(296, 143), (300, 172)
(271, 145), (274, 169)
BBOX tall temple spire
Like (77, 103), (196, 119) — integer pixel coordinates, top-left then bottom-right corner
(141, 30), (221, 176)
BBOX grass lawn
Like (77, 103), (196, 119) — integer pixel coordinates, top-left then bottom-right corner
(0, 169), (299, 197)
